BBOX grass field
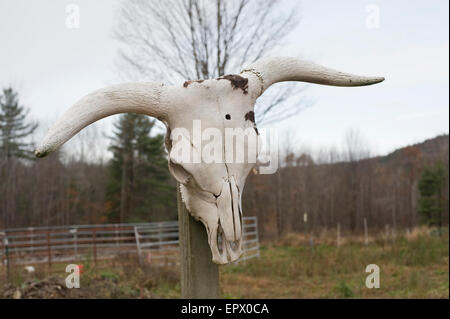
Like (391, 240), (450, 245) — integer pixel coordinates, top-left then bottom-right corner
(1, 228), (448, 298)
(221, 230), (449, 298)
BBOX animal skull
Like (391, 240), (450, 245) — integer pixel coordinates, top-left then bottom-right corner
(35, 56), (384, 264)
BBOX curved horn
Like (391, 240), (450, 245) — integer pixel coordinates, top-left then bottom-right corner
(35, 82), (169, 158)
(241, 56), (384, 96)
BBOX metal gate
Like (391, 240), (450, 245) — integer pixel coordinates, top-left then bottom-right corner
(0, 217), (260, 267)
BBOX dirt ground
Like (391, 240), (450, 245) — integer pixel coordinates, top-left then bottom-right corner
(3, 276), (72, 299)
(1, 271), (167, 299)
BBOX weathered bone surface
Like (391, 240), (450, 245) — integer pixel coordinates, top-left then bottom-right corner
(35, 56), (384, 264)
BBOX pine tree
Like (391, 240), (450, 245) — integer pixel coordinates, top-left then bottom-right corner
(105, 113), (176, 223)
(0, 87), (38, 159)
(418, 161), (446, 233)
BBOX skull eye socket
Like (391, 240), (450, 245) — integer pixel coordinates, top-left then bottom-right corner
(225, 114), (231, 120)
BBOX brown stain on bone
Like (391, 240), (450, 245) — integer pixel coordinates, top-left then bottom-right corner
(244, 111), (259, 135)
(244, 111), (255, 123)
(217, 74), (248, 94)
(183, 79), (204, 88)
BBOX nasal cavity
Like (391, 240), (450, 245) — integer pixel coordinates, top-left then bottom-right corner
(225, 114), (231, 120)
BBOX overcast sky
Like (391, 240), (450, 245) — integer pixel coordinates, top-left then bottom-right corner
(0, 0), (448, 158)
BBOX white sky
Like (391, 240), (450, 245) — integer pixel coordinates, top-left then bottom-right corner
(0, 0), (448, 158)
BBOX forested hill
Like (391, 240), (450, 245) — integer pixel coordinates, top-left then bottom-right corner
(379, 134), (449, 165)
(1, 133), (448, 234)
(244, 134), (449, 239)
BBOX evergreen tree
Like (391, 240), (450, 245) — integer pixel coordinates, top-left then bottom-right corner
(418, 161), (446, 232)
(105, 113), (176, 223)
(0, 87), (38, 159)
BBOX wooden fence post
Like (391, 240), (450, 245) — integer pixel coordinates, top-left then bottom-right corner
(337, 223), (341, 248)
(134, 226), (142, 265)
(363, 218), (369, 246)
(74, 228), (78, 259)
(46, 231), (52, 271)
(177, 183), (219, 299)
(70, 227), (78, 260)
(30, 227), (34, 254)
(2, 235), (10, 282)
(93, 229), (97, 266)
(115, 224), (119, 247)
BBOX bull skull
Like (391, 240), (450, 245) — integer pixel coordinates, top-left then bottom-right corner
(35, 56), (384, 264)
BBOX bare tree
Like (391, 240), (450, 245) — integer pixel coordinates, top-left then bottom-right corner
(343, 128), (371, 231)
(114, 0), (308, 125)
(343, 129), (370, 162)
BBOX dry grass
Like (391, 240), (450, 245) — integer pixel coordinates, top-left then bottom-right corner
(1, 227), (448, 299)
(0, 255), (181, 299)
(275, 225), (434, 247)
(221, 227), (449, 298)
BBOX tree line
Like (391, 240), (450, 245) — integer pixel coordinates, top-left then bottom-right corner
(1, 1), (448, 236)
(0, 87), (448, 239)
(244, 133), (449, 239)
(0, 87), (176, 228)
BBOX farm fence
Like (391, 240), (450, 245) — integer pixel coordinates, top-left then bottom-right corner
(0, 216), (259, 268)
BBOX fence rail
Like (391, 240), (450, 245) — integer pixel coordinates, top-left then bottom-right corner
(0, 217), (259, 267)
